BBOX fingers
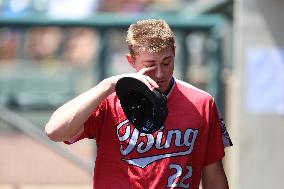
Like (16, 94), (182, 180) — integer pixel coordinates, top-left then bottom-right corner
(113, 66), (158, 91)
(143, 75), (158, 90)
(137, 66), (158, 89)
(138, 66), (156, 75)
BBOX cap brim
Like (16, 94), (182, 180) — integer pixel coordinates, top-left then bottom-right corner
(115, 77), (168, 134)
(115, 77), (156, 105)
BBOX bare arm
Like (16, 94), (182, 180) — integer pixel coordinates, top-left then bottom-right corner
(45, 68), (158, 142)
(45, 78), (114, 142)
(202, 160), (229, 189)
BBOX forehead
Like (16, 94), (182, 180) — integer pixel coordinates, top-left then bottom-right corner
(135, 46), (174, 61)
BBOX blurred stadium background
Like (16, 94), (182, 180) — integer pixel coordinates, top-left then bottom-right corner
(0, 0), (283, 189)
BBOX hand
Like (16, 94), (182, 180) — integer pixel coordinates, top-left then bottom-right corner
(105, 66), (158, 93)
(135, 66), (159, 89)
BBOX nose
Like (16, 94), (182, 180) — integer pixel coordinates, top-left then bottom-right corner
(155, 66), (163, 79)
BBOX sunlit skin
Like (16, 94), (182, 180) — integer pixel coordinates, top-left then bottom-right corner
(126, 46), (175, 93)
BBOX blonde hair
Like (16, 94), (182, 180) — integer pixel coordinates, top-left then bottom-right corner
(126, 19), (175, 57)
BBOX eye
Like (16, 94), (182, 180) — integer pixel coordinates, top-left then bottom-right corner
(143, 61), (155, 67)
(162, 59), (172, 65)
(146, 64), (155, 68)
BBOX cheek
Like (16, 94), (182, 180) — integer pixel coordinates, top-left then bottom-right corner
(144, 70), (155, 78)
(134, 64), (144, 71)
(165, 64), (174, 77)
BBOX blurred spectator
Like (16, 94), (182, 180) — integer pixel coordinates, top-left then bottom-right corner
(98, 0), (153, 13)
(47, 0), (99, 19)
(26, 27), (63, 60)
(1, 0), (32, 16)
(0, 28), (20, 61)
(63, 28), (98, 66)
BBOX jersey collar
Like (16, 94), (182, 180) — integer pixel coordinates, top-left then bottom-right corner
(164, 77), (176, 98)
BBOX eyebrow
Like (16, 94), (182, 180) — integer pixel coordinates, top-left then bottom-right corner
(143, 56), (173, 63)
(163, 56), (173, 60)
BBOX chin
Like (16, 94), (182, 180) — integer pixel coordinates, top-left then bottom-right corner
(159, 86), (167, 93)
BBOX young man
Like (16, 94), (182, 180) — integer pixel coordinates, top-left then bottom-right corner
(45, 19), (231, 189)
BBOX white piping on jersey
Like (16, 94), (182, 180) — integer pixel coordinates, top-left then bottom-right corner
(165, 77), (176, 98)
(174, 78), (212, 97)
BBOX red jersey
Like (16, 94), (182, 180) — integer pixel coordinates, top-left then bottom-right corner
(67, 78), (226, 189)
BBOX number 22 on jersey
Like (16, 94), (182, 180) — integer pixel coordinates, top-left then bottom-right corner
(167, 164), (193, 188)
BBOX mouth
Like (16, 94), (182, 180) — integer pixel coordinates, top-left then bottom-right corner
(156, 81), (167, 91)
(156, 80), (165, 85)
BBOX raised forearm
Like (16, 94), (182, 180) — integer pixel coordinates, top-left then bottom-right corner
(45, 70), (158, 142)
(45, 78), (114, 142)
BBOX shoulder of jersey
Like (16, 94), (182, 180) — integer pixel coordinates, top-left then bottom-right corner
(175, 79), (213, 99)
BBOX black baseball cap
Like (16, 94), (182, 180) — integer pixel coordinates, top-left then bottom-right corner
(115, 77), (168, 134)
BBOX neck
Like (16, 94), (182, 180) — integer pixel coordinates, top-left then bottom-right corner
(164, 77), (174, 95)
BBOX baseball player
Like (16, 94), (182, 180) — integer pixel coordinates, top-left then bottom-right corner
(45, 19), (232, 189)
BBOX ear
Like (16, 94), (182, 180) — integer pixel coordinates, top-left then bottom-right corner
(126, 53), (135, 68)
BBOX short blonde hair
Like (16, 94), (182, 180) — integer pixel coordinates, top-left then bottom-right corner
(126, 19), (175, 57)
